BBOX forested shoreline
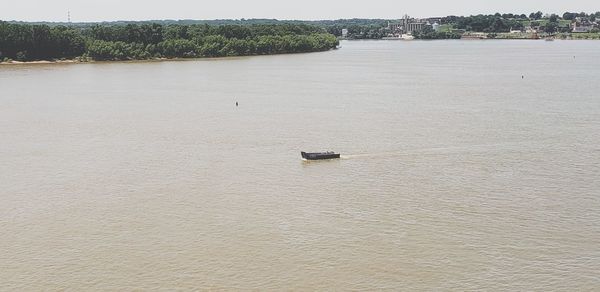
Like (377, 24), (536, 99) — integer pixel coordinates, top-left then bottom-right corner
(2, 12), (599, 62)
(0, 22), (339, 62)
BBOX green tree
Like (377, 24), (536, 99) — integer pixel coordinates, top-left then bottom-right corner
(563, 12), (577, 21)
(0, 22), (340, 61)
(544, 22), (558, 33)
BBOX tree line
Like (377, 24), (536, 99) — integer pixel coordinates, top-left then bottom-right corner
(451, 15), (526, 32)
(0, 22), (339, 62)
(413, 26), (461, 39)
(447, 11), (600, 33)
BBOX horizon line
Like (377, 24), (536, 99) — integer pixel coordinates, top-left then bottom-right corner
(3, 11), (600, 24)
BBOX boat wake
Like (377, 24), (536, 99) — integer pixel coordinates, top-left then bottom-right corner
(340, 152), (403, 159)
(340, 142), (545, 160)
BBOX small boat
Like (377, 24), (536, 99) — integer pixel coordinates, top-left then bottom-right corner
(301, 151), (340, 160)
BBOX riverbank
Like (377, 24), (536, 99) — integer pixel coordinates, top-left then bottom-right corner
(485, 32), (600, 40)
(342, 31), (600, 40)
(0, 59), (81, 65)
(0, 48), (338, 65)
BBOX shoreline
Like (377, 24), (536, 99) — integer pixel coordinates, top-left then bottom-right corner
(0, 36), (595, 65)
(0, 59), (82, 65)
(345, 37), (600, 41)
(0, 48), (338, 65)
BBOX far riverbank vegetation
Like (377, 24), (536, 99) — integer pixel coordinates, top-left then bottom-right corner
(0, 22), (339, 62)
(2, 11), (600, 62)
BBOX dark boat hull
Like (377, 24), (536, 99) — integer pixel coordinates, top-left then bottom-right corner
(301, 151), (340, 160)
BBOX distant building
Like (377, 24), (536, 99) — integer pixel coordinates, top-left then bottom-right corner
(572, 22), (593, 33)
(525, 27), (537, 33)
(387, 22), (401, 34)
(425, 17), (443, 24)
(401, 15), (428, 34)
(341, 29), (348, 38)
(404, 19), (425, 33)
(386, 15), (435, 36)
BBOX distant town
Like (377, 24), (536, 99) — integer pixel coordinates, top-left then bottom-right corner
(335, 12), (600, 40)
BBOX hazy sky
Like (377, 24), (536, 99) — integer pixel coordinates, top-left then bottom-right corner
(3, 0), (600, 22)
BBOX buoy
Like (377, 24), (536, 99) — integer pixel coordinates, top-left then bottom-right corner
(236, 101), (238, 107)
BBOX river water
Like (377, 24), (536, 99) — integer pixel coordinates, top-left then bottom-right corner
(1, 40), (600, 290)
